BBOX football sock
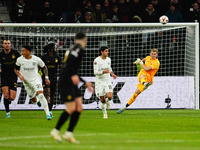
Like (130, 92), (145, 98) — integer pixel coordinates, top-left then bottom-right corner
(38, 93), (50, 115)
(56, 111), (69, 130)
(48, 103), (52, 111)
(127, 93), (138, 106)
(68, 111), (80, 132)
(101, 102), (107, 114)
(141, 77), (147, 85)
(8, 99), (12, 104)
(4, 98), (9, 113)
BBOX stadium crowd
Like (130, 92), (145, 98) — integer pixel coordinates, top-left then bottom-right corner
(7, 0), (200, 23)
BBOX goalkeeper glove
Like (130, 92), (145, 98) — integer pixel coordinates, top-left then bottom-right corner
(134, 58), (143, 65)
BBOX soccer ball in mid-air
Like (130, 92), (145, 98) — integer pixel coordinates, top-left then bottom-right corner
(159, 15), (169, 24)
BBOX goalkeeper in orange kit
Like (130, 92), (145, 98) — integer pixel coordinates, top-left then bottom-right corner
(117, 48), (160, 114)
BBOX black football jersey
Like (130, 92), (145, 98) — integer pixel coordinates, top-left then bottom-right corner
(0, 49), (20, 79)
(42, 54), (62, 81)
(59, 44), (85, 86)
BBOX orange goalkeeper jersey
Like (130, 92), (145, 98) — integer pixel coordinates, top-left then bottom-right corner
(138, 56), (160, 83)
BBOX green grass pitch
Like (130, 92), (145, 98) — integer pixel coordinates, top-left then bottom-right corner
(0, 109), (200, 150)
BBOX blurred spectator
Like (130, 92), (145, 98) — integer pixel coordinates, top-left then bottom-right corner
(110, 0), (117, 6)
(0, 0), (4, 6)
(82, 0), (87, 6)
(185, 2), (200, 22)
(129, 0), (143, 19)
(82, 1), (93, 16)
(107, 5), (121, 23)
(91, 3), (107, 23)
(69, 8), (83, 23)
(184, 0), (197, 13)
(59, 0), (81, 23)
(104, 0), (112, 15)
(83, 12), (93, 23)
(118, 0), (130, 22)
(142, 3), (159, 22)
(10, 0), (31, 23)
(165, 4), (183, 22)
(188, 1), (200, 12)
(151, 0), (162, 15)
(38, 1), (55, 23)
(170, 0), (182, 11)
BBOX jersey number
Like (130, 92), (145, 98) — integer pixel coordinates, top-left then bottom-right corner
(36, 84), (42, 89)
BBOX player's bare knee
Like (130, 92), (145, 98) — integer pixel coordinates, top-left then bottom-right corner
(38, 93), (45, 99)
(10, 96), (15, 101)
(37, 91), (43, 96)
(107, 95), (112, 100)
(2, 89), (9, 98)
(4, 95), (9, 99)
(100, 97), (105, 103)
(100, 99), (105, 103)
(3, 93), (9, 99)
(31, 97), (37, 103)
(76, 106), (83, 113)
(66, 108), (75, 115)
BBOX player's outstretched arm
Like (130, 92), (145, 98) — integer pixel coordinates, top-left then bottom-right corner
(14, 65), (24, 82)
(42, 65), (50, 85)
(135, 58), (152, 71)
(110, 72), (117, 79)
(141, 65), (152, 71)
(85, 82), (93, 93)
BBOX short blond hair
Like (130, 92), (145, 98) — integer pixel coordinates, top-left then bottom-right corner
(151, 48), (158, 53)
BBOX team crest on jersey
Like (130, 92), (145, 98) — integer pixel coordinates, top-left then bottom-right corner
(67, 95), (72, 100)
(32, 62), (36, 66)
(12, 54), (15, 59)
(55, 58), (58, 63)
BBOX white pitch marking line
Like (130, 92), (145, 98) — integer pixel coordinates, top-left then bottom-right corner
(0, 133), (114, 141)
(0, 131), (199, 141)
(0, 139), (191, 150)
(0, 143), (99, 149)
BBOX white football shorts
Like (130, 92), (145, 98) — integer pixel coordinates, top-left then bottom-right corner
(95, 81), (113, 97)
(23, 78), (43, 99)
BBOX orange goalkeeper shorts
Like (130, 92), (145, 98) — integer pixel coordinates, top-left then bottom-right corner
(138, 70), (152, 83)
(137, 70), (153, 92)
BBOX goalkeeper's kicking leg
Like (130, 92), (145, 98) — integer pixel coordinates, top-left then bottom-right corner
(117, 75), (151, 114)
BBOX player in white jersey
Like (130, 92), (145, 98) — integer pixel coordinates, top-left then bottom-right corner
(93, 46), (117, 119)
(14, 45), (52, 120)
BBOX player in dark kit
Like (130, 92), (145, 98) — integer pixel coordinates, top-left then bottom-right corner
(50, 33), (93, 143)
(42, 43), (62, 117)
(0, 40), (20, 118)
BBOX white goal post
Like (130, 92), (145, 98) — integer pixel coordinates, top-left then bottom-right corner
(0, 23), (199, 110)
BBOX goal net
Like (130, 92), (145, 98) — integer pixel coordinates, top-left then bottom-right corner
(0, 23), (199, 110)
